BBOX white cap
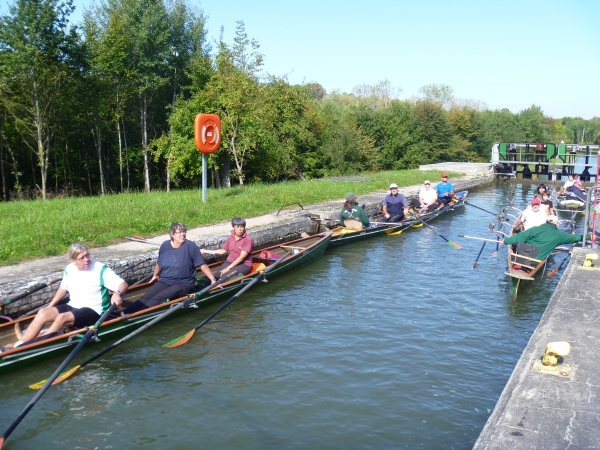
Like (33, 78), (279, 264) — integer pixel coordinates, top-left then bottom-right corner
(424, 180), (431, 185)
(390, 183), (398, 189)
(547, 215), (559, 225)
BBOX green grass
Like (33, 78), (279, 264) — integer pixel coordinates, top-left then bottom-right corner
(0, 169), (455, 265)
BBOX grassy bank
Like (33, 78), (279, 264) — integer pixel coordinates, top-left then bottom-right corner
(0, 169), (452, 265)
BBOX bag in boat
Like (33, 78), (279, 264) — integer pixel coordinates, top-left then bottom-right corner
(513, 243), (541, 268)
(259, 250), (281, 260)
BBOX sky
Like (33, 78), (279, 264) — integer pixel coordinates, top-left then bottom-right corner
(2, 0), (598, 119)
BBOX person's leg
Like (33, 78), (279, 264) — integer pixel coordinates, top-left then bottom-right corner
(123, 281), (169, 314)
(233, 264), (252, 276)
(19, 306), (61, 343)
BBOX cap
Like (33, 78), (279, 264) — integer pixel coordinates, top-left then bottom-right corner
(531, 198), (541, 205)
(441, 173), (448, 178)
(424, 180), (431, 185)
(547, 215), (558, 225)
(345, 192), (357, 202)
(389, 183), (398, 189)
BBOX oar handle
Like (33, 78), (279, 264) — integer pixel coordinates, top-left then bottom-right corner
(0, 304), (117, 447)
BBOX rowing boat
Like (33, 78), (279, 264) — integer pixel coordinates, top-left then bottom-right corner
(324, 191), (468, 249)
(0, 231), (332, 375)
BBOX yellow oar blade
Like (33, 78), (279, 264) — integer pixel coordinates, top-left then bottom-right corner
(163, 330), (195, 348)
(411, 223), (423, 228)
(385, 228), (403, 236)
(29, 365), (81, 390)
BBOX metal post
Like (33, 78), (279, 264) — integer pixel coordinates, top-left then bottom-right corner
(202, 153), (208, 203)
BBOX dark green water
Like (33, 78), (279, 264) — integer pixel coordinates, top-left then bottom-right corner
(0, 182), (570, 449)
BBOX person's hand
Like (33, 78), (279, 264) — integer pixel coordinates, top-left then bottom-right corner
(149, 274), (159, 283)
(111, 292), (123, 307)
(221, 266), (231, 274)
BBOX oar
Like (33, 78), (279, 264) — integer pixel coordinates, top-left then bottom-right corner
(472, 222), (496, 269)
(464, 202), (496, 215)
(409, 214), (462, 249)
(0, 278), (62, 313)
(458, 235), (500, 242)
(163, 252), (290, 348)
(28, 273), (238, 389)
(124, 236), (162, 246)
(548, 253), (571, 277)
(0, 304), (117, 449)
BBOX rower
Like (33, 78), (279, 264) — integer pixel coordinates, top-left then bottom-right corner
(513, 197), (548, 231)
(435, 174), (454, 206)
(340, 193), (370, 228)
(381, 183), (410, 222)
(500, 215), (590, 262)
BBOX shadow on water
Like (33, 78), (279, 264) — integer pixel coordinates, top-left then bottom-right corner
(0, 180), (578, 449)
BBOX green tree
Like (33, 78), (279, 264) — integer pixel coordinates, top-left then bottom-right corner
(0, 0), (80, 199)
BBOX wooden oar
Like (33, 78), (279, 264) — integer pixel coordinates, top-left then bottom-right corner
(124, 236), (162, 246)
(409, 214), (462, 249)
(458, 235), (499, 242)
(548, 253), (571, 278)
(163, 252), (289, 348)
(464, 202), (496, 215)
(28, 273), (238, 389)
(472, 222), (496, 269)
(0, 278), (61, 313)
(0, 304), (117, 449)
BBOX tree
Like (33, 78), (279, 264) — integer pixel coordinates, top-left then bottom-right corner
(0, 0), (80, 199)
(418, 83), (454, 109)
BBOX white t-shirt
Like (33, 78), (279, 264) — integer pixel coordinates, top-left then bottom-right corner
(419, 187), (438, 205)
(520, 207), (548, 230)
(60, 260), (124, 315)
(563, 180), (574, 189)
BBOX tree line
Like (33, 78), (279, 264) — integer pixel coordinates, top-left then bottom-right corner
(1, 0), (599, 201)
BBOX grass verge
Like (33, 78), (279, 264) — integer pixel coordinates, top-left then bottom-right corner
(0, 169), (454, 265)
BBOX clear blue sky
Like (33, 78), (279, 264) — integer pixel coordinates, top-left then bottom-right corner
(2, 0), (598, 119)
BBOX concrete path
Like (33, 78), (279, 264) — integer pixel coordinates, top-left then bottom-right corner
(474, 247), (600, 449)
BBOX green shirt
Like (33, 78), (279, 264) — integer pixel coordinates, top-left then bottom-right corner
(339, 204), (370, 228)
(504, 223), (584, 260)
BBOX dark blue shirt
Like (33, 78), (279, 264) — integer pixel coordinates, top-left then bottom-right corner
(157, 240), (206, 287)
(383, 193), (409, 215)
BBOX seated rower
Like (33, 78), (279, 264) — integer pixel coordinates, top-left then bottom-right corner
(381, 183), (410, 222)
(123, 222), (215, 315)
(340, 193), (370, 228)
(560, 174), (575, 193)
(8, 244), (128, 349)
(514, 197), (548, 231)
(566, 179), (586, 203)
(202, 217), (254, 278)
(500, 215), (590, 261)
(436, 173), (455, 206)
(410, 179), (439, 213)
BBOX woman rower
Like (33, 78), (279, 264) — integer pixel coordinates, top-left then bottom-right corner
(203, 217), (254, 278)
(123, 222), (215, 314)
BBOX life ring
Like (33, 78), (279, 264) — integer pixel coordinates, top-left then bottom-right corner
(194, 114), (221, 154)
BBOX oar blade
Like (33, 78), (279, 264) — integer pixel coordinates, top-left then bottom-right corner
(163, 330), (195, 348)
(448, 241), (462, 249)
(385, 228), (403, 236)
(29, 365), (82, 390)
(491, 250), (498, 257)
(547, 269), (558, 278)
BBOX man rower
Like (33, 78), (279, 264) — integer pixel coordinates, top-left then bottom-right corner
(514, 197), (548, 231)
(340, 193), (370, 228)
(6, 243), (127, 350)
(381, 183), (410, 222)
(500, 215), (590, 261)
(435, 174), (455, 206)
(410, 180), (439, 213)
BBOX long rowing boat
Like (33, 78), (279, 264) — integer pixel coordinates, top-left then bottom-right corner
(0, 231), (332, 375)
(324, 191), (468, 249)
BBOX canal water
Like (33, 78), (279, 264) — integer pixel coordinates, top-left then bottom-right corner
(0, 182), (573, 449)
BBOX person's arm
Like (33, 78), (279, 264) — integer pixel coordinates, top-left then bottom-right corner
(199, 264), (217, 283)
(111, 281), (128, 307)
(149, 263), (161, 283)
(382, 203), (390, 219)
(221, 251), (249, 273)
(339, 209), (346, 226)
(46, 287), (69, 308)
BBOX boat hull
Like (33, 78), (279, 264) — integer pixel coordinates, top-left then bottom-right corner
(0, 232), (332, 375)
